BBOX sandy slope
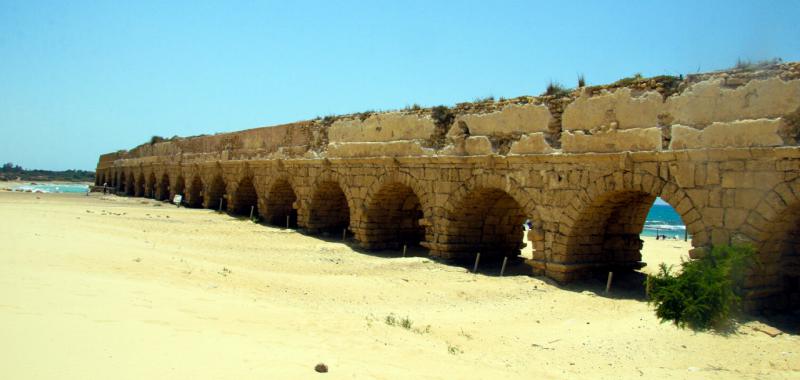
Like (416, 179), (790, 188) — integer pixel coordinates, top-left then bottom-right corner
(0, 191), (797, 379)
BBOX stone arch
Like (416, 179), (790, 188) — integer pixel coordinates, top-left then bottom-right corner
(554, 171), (704, 281)
(231, 176), (259, 216)
(360, 172), (434, 250)
(264, 177), (299, 227)
(305, 172), (354, 233)
(744, 178), (800, 312)
(157, 172), (170, 201)
(436, 174), (539, 261)
(204, 175), (227, 210)
(125, 172), (135, 195)
(186, 174), (204, 208)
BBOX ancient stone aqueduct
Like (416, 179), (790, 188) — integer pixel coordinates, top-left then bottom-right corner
(96, 63), (800, 312)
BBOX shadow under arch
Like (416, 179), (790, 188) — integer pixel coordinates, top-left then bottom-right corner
(185, 175), (204, 208)
(362, 181), (427, 250)
(747, 178), (800, 313)
(204, 175), (227, 210)
(306, 177), (351, 234)
(135, 172), (145, 197)
(231, 176), (259, 216)
(157, 173), (170, 200)
(264, 177), (298, 227)
(437, 174), (539, 264)
(146, 172), (157, 198)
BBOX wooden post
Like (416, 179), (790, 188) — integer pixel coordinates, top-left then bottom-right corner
(605, 272), (614, 293)
(500, 257), (508, 276)
(402, 244), (407, 257)
(218, 198), (223, 212)
(286, 215), (290, 229)
(342, 228), (347, 241)
(645, 275), (651, 298)
(684, 229), (688, 242)
(472, 252), (481, 273)
(249, 205), (255, 220)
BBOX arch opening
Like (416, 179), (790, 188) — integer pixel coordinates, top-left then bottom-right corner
(564, 191), (693, 284)
(308, 181), (350, 234)
(759, 202), (800, 312)
(205, 175), (227, 211)
(136, 173), (145, 197)
(126, 173), (136, 196)
(173, 175), (186, 202)
(364, 183), (425, 250)
(146, 172), (157, 198)
(157, 173), (170, 201)
(232, 177), (258, 216)
(186, 175), (204, 208)
(265, 179), (298, 227)
(447, 187), (528, 262)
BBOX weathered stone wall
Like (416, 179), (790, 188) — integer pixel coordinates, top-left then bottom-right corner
(96, 62), (800, 312)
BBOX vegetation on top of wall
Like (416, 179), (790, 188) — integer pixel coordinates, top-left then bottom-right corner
(733, 58), (782, 71)
(613, 73), (644, 87)
(0, 162), (95, 182)
(542, 81), (571, 97)
(577, 74), (586, 88)
(647, 244), (756, 331)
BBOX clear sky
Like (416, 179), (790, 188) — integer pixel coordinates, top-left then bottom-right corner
(1, 1), (798, 170)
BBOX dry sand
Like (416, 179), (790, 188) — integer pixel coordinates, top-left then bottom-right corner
(0, 191), (797, 379)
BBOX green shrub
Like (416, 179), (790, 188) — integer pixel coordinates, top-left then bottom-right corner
(647, 244), (755, 330)
(431, 105), (454, 127)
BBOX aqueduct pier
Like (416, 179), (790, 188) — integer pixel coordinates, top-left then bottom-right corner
(96, 63), (800, 312)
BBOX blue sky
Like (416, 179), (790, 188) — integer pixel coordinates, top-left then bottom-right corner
(1, 1), (798, 170)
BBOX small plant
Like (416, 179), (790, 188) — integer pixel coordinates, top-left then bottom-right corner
(218, 267), (232, 277)
(543, 81), (570, 97)
(647, 244), (756, 330)
(405, 103), (422, 111)
(577, 74), (586, 88)
(474, 95), (494, 103)
(384, 313), (398, 326)
(400, 316), (413, 330)
(412, 325), (431, 334)
(150, 135), (165, 145)
(458, 329), (473, 340)
(447, 343), (463, 355)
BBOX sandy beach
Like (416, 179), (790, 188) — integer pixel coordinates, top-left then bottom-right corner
(0, 191), (797, 379)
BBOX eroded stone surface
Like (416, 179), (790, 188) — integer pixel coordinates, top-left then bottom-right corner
(326, 141), (434, 158)
(561, 128), (663, 153)
(329, 113), (435, 143)
(508, 133), (554, 155)
(666, 78), (800, 127)
(451, 103), (551, 136)
(563, 88), (663, 131)
(670, 119), (785, 150)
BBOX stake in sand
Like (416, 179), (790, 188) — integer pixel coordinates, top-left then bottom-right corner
(605, 272), (614, 293)
(342, 228), (347, 241)
(473, 252), (481, 273)
(500, 257), (508, 276)
(249, 205), (254, 220)
(402, 244), (407, 257)
(286, 215), (290, 229)
(218, 198), (223, 212)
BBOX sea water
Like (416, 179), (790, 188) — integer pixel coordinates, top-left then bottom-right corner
(642, 198), (686, 238)
(12, 183), (89, 193)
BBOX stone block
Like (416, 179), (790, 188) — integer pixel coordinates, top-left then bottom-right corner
(452, 103), (551, 136)
(563, 87), (663, 131)
(331, 113), (435, 143)
(670, 119), (785, 150)
(508, 133), (555, 155)
(326, 141), (434, 158)
(561, 128), (662, 153)
(666, 78), (800, 126)
(464, 136), (493, 155)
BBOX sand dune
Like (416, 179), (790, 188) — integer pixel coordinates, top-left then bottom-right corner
(0, 191), (797, 379)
